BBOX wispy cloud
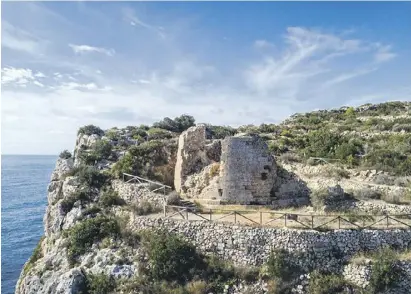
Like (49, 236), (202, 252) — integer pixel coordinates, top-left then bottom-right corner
(69, 44), (115, 56)
(122, 7), (166, 39)
(322, 67), (378, 88)
(1, 21), (44, 55)
(373, 44), (396, 63)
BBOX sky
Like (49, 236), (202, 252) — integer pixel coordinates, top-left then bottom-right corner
(2, 2), (411, 155)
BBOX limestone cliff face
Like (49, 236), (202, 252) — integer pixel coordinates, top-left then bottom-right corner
(16, 135), (142, 294)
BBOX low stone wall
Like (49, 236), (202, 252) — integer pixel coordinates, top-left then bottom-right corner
(328, 200), (411, 215)
(343, 261), (411, 293)
(132, 217), (411, 271)
(112, 180), (166, 207)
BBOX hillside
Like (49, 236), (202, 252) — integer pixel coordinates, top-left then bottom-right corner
(16, 101), (411, 294)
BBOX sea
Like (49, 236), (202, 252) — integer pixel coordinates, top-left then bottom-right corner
(1, 155), (57, 294)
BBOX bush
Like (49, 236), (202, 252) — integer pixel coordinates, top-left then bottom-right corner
(278, 153), (301, 163)
(61, 188), (92, 214)
(100, 189), (125, 207)
(167, 191), (181, 205)
(352, 188), (381, 200)
(373, 174), (395, 186)
(85, 273), (116, 294)
(143, 231), (206, 284)
(81, 205), (101, 218)
(105, 129), (120, 141)
(21, 236), (45, 277)
(266, 249), (298, 281)
(66, 216), (120, 266)
(78, 125), (104, 136)
(368, 247), (403, 293)
(59, 150), (72, 159)
(147, 128), (173, 140)
(308, 270), (351, 294)
(68, 165), (110, 189)
(310, 189), (329, 210)
(153, 114), (195, 133)
(131, 201), (160, 216)
(206, 125), (237, 139)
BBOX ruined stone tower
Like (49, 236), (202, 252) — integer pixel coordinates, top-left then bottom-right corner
(219, 135), (276, 204)
(174, 126), (277, 204)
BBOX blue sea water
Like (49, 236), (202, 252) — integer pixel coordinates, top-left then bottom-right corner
(1, 155), (57, 294)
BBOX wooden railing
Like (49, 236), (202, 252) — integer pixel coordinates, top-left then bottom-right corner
(163, 205), (411, 230)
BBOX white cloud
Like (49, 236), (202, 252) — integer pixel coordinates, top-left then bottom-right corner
(322, 67), (378, 88)
(69, 44), (115, 56)
(1, 67), (34, 84)
(374, 44), (396, 63)
(1, 21), (43, 55)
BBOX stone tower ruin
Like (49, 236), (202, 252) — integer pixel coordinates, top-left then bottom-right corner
(174, 125), (278, 205)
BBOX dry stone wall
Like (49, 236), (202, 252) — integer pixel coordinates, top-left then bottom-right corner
(132, 217), (411, 271)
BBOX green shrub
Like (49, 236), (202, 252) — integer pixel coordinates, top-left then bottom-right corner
(59, 150), (72, 159)
(66, 216), (120, 266)
(61, 188), (92, 214)
(153, 115), (195, 133)
(100, 189), (125, 207)
(147, 128), (173, 140)
(110, 153), (135, 179)
(80, 205), (101, 218)
(206, 125), (237, 139)
(92, 140), (112, 159)
(78, 125), (104, 136)
(368, 247), (403, 293)
(85, 273), (116, 294)
(166, 191), (181, 205)
(105, 129), (120, 141)
(278, 153), (301, 163)
(266, 249), (298, 281)
(111, 140), (169, 180)
(308, 270), (351, 294)
(344, 107), (355, 118)
(352, 188), (381, 201)
(21, 236), (45, 278)
(143, 231), (206, 284)
(131, 201), (160, 216)
(68, 165), (110, 189)
(310, 189), (329, 210)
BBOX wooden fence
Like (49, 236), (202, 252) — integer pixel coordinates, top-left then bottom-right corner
(163, 205), (411, 230)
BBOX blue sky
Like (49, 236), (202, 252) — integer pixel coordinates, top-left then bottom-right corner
(2, 1), (411, 155)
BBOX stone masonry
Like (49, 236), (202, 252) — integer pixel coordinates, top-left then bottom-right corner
(219, 135), (277, 204)
(174, 126), (279, 204)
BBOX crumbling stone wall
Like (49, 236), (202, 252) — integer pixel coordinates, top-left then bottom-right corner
(174, 126), (312, 206)
(174, 125), (214, 193)
(219, 135), (277, 204)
